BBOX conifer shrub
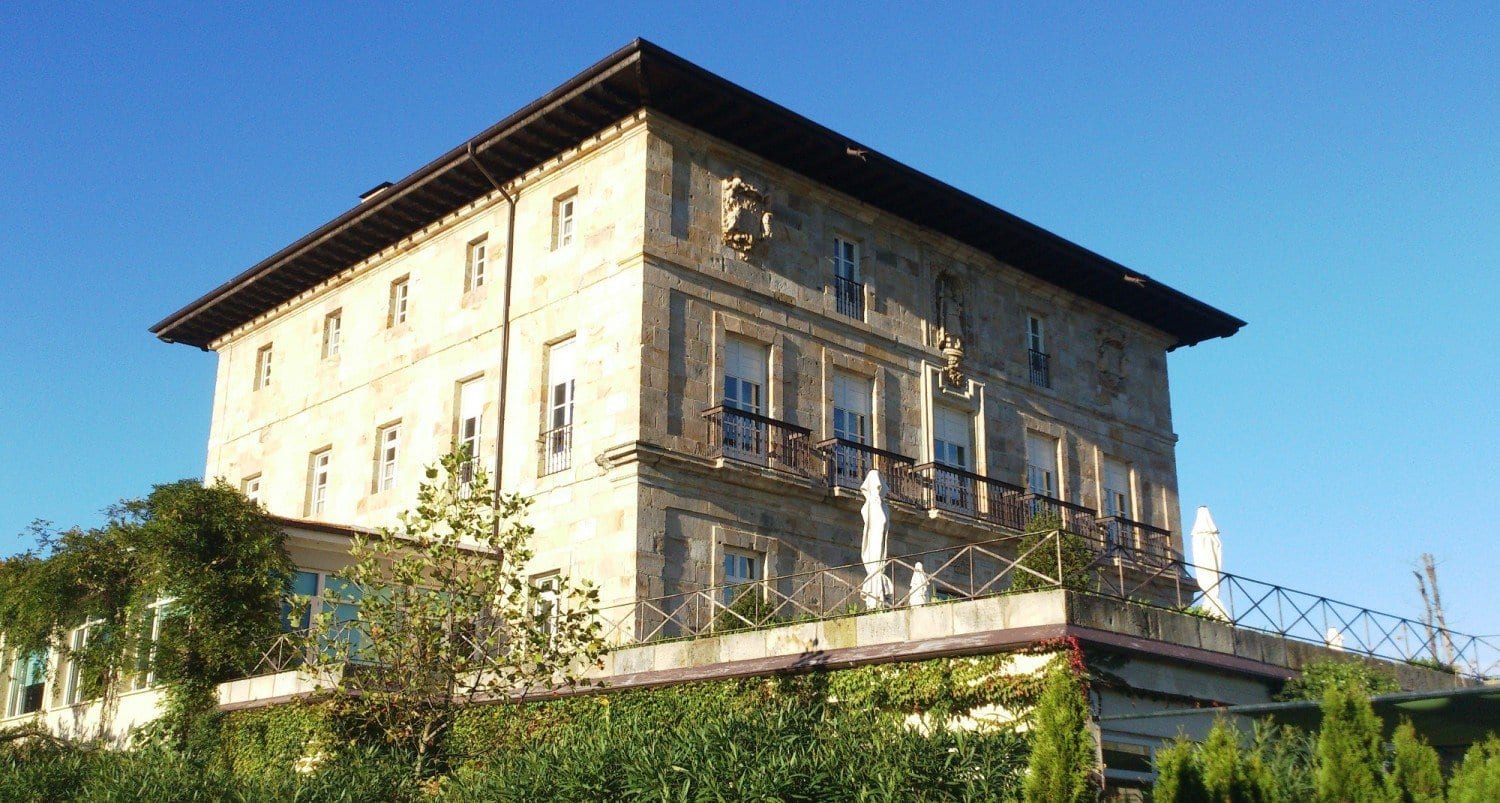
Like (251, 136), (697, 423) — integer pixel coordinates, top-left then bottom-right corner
(1314, 683), (1389, 802)
(1448, 736), (1500, 803)
(1388, 719), (1444, 803)
(1021, 660), (1098, 802)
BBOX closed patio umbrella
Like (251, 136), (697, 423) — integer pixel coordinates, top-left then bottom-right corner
(1190, 506), (1229, 620)
(860, 469), (893, 609)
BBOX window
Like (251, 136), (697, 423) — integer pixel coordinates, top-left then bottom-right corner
(553, 192), (576, 249)
(832, 237), (864, 319)
(722, 548), (762, 606)
(6, 650), (47, 717)
(376, 423), (401, 492)
(307, 448), (332, 516)
(388, 277), (410, 327)
(531, 572), (561, 641)
(1027, 316), (1050, 388)
(932, 406), (974, 509)
(241, 475), (262, 505)
(456, 378), (485, 488)
(932, 407), (972, 471)
(63, 621), (96, 705)
(279, 571), (364, 657)
(831, 371), (872, 479)
(1101, 456), (1132, 550)
(322, 310), (342, 359)
(721, 337), (769, 459)
(282, 570), (320, 633)
(466, 237), (488, 291)
(1025, 431), (1060, 498)
(129, 598), (171, 691)
(1102, 457), (1131, 519)
(541, 339), (575, 475)
(321, 576), (368, 661)
(254, 344), (273, 390)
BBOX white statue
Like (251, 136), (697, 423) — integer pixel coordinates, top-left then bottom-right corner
(909, 561), (931, 607)
(859, 469), (893, 609)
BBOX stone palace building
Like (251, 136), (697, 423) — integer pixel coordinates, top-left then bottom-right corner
(16, 40), (1474, 790)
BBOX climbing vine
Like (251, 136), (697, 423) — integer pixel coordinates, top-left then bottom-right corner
(0, 479), (291, 745)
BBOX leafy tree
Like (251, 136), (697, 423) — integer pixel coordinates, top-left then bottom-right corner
(1315, 683), (1390, 802)
(298, 451), (604, 778)
(1278, 658), (1401, 702)
(1021, 660), (1098, 803)
(1388, 719), (1444, 803)
(0, 480), (289, 745)
(132, 480), (294, 741)
(1448, 736), (1500, 803)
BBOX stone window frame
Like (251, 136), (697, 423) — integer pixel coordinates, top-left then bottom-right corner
(305, 445), (333, 517)
(819, 348), (884, 448)
(829, 233), (869, 323)
(464, 235), (489, 293)
(552, 189), (578, 250)
(539, 333), (579, 477)
(253, 343), (273, 391)
(1020, 416), (1069, 502)
(321, 309), (342, 360)
(919, 363), (988, 474)
(1095, 449), (1138, 522)
(387, 275), (411, 329)
(711, 311), (784, 420)
(711, 525), (780, 604)
(373, 419), (402, 494)
(240, 474), (262, 506)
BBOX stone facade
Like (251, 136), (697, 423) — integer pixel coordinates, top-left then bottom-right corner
(196, 104), (1196, 620)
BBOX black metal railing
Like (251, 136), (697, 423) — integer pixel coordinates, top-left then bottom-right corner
(1023, 493), (1098, 539)
(834, 275), (864, 320)
(1098, 516), (1177, 565)
(539, 425), (573, 476)
(702, 406), (819, 477)
(1028, 348), (1051, 388)
(913, 463), (1030, 531)
(587, 538), (1500, 680)
(815, 438), (923, 505)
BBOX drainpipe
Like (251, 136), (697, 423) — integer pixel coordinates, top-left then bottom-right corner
(467, 142), (517, 512)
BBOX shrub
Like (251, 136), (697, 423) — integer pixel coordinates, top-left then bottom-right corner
(1021, 661), (1097, 803)
(1449, 736), (1500, 803)
(1388, 719), (1444, 803)
(1278, 658), (1401, 702)
(1315, 683), (1388, 802)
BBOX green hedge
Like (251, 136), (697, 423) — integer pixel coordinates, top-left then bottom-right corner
(1, 654), (1044, 801)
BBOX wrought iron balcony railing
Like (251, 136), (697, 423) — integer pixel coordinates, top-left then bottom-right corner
(815, 438), (924, 506)
(1028, 348), (1051, 388)
(913, 462), (1030, 531)
(1022, 492), (1099, 540)
(539, 424), (573, 476)
(702, 406), (819, 478)
(1098, 515), (1177, 565)
(833, 275), (864, 320)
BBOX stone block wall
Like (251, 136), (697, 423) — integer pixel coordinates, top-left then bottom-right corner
(639, 116), (1184, 543)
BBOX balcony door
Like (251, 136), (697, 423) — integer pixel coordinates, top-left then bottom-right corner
(932, 406), (974, 510)
(1102, 457), (1132, 550)
(1025, 431), (1059, 498)
(832, 371), (872, 480)
(722, 338), (768, 458)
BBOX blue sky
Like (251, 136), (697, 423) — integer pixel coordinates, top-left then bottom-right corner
(2, 4), (1495, 639)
